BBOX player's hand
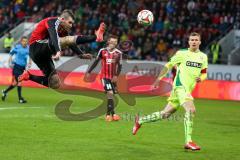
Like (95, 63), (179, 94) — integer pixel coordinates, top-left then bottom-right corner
(81, 53), (92, 59)
(84, 72), (95, 82)
(27, 62), (32, 69)
(52, 51), (62, 61)
(196, 77), (201, 83)
(8, 63), (14, 68)
(85, 73), (90, 80)
(151, 79), (160, 90)
(111, 76), (118, 83)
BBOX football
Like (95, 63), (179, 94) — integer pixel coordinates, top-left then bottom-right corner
(137, 10), (154, 26)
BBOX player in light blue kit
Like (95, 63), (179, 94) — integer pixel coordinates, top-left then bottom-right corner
(2, 36), (32, 103)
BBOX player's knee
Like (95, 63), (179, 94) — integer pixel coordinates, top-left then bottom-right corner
(49, 75), (61, 89)
(107, 91), (114, 99)
(190, 108), (196, 114)
(60, 36), (76, 49)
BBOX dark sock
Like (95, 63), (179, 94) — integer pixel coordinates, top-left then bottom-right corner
(107, 99), (115, 116)
(76, 35), (96, 44)
(17, 86), (22, 99)
(5, 85), (15, 93)
(29, 75), (49, 87)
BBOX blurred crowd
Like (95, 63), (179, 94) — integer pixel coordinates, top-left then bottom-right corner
(1, 0), (240, 62)
(0, 0), (51, 34)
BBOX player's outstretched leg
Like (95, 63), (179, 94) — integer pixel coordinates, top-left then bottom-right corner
(182, 101), (200, 151)
(132, 111), (164, 135)
(95, 22), (106, 42)
(60, 22), (106, 49)
(75, 22), (106, 44)
(132, 103), (176, 135)
(18, 70), (30, 82)
(18, 70), (48, 87)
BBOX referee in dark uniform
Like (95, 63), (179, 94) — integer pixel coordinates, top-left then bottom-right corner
(2, 36), (32, 103)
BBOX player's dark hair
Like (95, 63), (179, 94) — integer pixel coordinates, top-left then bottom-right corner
(189, 32), (201, 40)
(60, 9), (75, 20)
(21, 36), (27, 40)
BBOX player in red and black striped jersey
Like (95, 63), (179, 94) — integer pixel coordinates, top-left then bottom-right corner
(18, 9), (106, 89)
(87, 35), (122, 122)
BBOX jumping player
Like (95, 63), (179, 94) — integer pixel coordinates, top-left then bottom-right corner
(132, 32), (208, 151)
(18, 10), (105, 89)
(2, 36), (32, 103)
(86, 35), (122, 122)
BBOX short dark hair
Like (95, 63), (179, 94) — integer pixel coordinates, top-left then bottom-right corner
(60, 9), (75, 20)
(189, 32), (201, 40)
(21, 36), (28, 40)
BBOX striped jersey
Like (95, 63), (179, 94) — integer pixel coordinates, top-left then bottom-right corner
(97, 48), (122, 79)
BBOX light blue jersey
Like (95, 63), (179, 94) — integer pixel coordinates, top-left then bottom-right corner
(10, 44), (29, 67)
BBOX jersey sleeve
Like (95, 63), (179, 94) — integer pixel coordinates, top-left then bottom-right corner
(46, 18), (61, 52)
(201, 55), (208, 70)
(166, 51), (184, 68)
(9, 46), (17, 55)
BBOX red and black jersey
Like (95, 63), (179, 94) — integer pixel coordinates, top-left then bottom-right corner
(29, 17), (85, 56)
(97, 48), (122, 79)
(29, 17), (67, 53)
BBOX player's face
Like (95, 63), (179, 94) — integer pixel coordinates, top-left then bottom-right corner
(21, 38), (28, 48)
(61, 17), (74, 32)
(188, 36), (201, 50)
(107, 38), (118, 50)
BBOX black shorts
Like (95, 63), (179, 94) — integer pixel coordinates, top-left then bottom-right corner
(101, 78), (117, 94)
(12, 64), (25, 81)
(29, 41), (56, 78)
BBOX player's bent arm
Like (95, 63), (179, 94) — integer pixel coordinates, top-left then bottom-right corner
(8, 55), (13, 67)
(200, 73), (207, 81)
(156, 63), (172, 81)
(200, 68), (207, 81)
(116, 64), (122, 76)
(87, 57), (101, 74)
(196, 68), (208, 82)
(47, 18), (61, 53)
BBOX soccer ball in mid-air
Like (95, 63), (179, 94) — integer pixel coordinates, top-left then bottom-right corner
(137, 10), (154, 26)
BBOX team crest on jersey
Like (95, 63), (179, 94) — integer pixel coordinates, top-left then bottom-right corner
(186, 61), (202, 68)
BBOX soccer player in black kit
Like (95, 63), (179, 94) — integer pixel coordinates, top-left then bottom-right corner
(19, 10), (106, 89)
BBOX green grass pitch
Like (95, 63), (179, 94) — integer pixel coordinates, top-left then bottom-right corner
(0, 86), (239, 160)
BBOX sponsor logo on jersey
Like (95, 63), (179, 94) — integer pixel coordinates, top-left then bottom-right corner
(186, 61), (202, 68)
(106, 59), (115, 64)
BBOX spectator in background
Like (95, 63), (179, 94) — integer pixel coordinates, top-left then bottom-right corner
(209, 40), (222, 64)
(1, 0), (239, 63)
(172, 34), (182, 48)
(3, 32), (14, 53)
(156, 38), (168, 60)
(142, 38), (152, 59)
(154, 17), (164, 32)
